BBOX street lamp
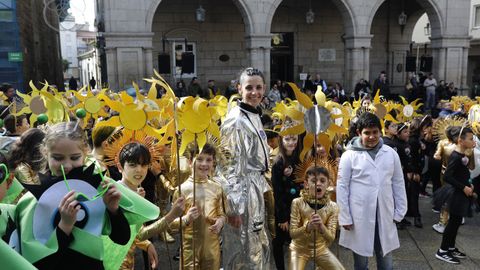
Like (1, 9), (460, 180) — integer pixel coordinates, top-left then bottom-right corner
(196, 5), (205, 22)
(424, 23), (431, 36)
(398, 11), (407, 34)
(306, 0), (314, 24)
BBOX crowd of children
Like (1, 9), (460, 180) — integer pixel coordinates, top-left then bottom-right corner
(0, 66), (478, 270)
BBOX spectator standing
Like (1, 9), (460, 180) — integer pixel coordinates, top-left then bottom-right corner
(68, 76), (78, 91)
(313, 73), (328, 91)
(373, 71), (390, 99)
(89, 76), (97, 89)
(268, 83), (282, 104)
(423, 73), (438, 112)
(174, 80), (187, 97)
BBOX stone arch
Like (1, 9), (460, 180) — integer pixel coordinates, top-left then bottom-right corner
(145, 0), (253, 34)
(368, 0), (443, 38)
(266, 0), (356, 36)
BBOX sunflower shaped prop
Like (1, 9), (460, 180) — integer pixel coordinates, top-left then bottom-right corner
(452, 96), (476, 113)
(469, 104), (480, 136)
(396, 96), (423, 123)
(366, 90), (400, 123)
(280, 83), (347, 160)
(13, 81), (49, 125)
(67, 87), (108, 126)
(97, 91), (163, 141)
(176, 96), (221, 155)
(432, 116), (469, 142)
(208, 95), (228, 122)
(102, 128), (165, 168)
(39, 84), (70, 124)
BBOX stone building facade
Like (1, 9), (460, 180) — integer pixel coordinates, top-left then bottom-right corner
(97, 0), (471, 94)
(17, 0), (64, 91)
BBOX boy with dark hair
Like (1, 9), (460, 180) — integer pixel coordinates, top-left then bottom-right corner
(337, 112), (407, 270)
(116, 142), (158, 270)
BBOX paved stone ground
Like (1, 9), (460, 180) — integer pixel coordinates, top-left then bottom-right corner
(135, 187), (480, 269)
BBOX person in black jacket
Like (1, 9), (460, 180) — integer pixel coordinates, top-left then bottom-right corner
(382, 120), (398, 150)
(407, 118), (425, 228)
(395, 122), (424, 228)
(419, 116), (442, 194)
(271, 132), (301, 270)
(435, 126), (476, 264)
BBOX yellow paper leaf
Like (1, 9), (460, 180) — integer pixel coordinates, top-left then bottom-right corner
(179, 131), (195, 155)
(300, 133), (314, 161)
(318, 133), (331, 154)
(288, 82), (313, 109)
(197, 132), (207, 153)
(315, 87), (326, 107)
(279, 123), (305, 136)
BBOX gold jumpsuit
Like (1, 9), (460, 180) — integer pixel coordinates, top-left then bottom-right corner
(170, 176), (226, 270)
(119, 237), (153, 270)
(289, 191), (345, 270)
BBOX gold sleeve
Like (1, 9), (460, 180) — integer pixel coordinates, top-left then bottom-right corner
(434, 140), (444, 160)
(134, 237), (152, 252)
(289, 199), (311, 239)
(322, 204), (339, 245)
(136, 217), (169, 241)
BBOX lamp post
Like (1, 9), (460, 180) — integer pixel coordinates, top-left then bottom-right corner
(424, 23), (431, 36)
(306, 0), (314, 24)
(398, 11), (407, 35)
(196, 5), (205, 22)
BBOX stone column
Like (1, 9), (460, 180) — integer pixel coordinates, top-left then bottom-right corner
(344, 35), (373, 93)
(430, 36), (471, 94)
(246, 34), (272, 87)
(144, 47), (153, 83)
(105, 46), (118, 90)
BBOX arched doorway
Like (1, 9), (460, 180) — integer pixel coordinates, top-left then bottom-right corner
(270, 0), (355, 88)
(149, 0), (250, 91)
(369, 0), (442, 97)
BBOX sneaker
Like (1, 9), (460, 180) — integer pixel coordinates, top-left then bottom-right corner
(449, 248), (467, 259)
(436, 250), (460, 264)
(432, 223), (445, 234)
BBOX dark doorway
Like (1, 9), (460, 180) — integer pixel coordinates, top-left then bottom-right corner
(270, 32), (294, 83)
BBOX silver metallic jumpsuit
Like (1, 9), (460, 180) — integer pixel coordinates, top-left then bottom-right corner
(219, 103), (271, 269)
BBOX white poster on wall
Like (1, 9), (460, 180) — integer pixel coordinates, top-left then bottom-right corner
(318, 49), (336, 62)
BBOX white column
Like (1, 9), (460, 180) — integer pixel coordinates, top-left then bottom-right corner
(144, 47), (153, 86)
(246, 34), (272, 87)
(344, 35), (373, 92)
(430, 36), (471, 94)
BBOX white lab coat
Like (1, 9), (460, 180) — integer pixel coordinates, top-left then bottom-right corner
(337, 145), (407, 257)
(469, 135), (480, 178)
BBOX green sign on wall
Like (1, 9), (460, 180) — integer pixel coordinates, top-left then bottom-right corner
(8, 52), (23, 62)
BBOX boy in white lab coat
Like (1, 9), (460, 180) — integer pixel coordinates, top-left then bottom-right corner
(337, 112), (407, 270)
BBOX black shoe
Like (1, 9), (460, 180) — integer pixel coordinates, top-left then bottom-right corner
(436, 250), (460, 264)
(449, 248), (467, 259)
(401, 218), (412, 226)
(414, 217), (423, 228)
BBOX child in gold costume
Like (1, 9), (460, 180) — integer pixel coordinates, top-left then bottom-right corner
(169, 143), (226, 270)
(289, 165), (344, 270)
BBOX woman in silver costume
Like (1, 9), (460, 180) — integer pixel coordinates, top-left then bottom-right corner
(220, 67), (271, 269)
